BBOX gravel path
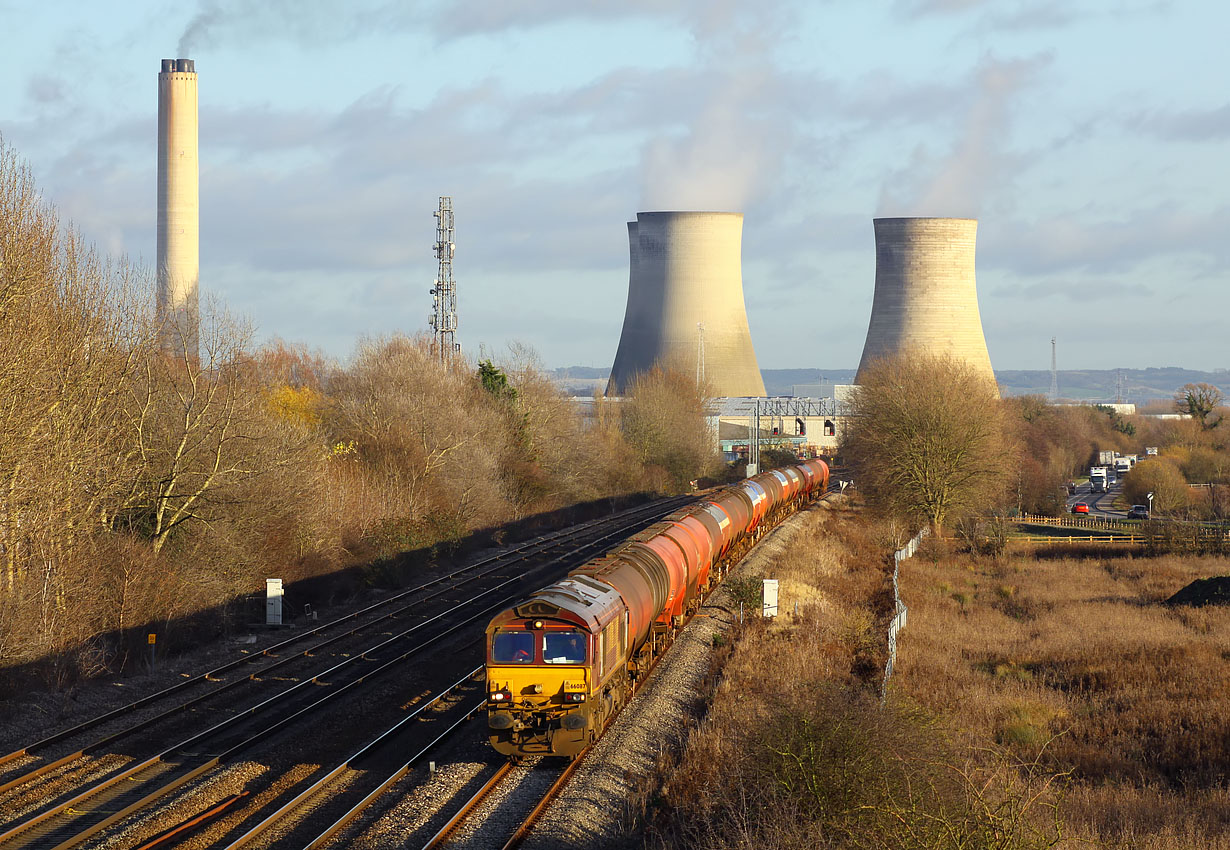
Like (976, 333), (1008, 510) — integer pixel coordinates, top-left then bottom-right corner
(523, 503), (830, 850)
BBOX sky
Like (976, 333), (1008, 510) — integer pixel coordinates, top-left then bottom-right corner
(1, 0), (1227, 372)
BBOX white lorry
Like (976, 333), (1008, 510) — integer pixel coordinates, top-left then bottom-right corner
(1089, 467), (1108, 493)
(1114, 457), (1132, 477)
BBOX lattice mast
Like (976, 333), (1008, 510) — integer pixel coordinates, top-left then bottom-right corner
(430, 197), (460, 360)
(1049, 337), (1058, 400)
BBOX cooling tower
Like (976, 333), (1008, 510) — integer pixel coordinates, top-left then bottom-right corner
(607, 211), (766, 398)
(855, 217), (996, 390)
(157, 58), (199, 358)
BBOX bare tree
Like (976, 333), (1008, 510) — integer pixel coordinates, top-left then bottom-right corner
(620, 366), (720, 492)
(326, 335), (509, 549)
(1174, 383), (1224, 429)
(116, 307), (314, 556)
(843, 354), (1015, 534)
(0, 137), (154, 669)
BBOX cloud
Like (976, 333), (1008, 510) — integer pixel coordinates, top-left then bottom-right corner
(996, 278), (1152, 303)
(982, 205), (1230, 277)
(876, 54), (1047, 217)
(175, 0), (422, 54)
(24, 75), (67, 105)
(897, 0), (1082, 29)
(171, 0), (771, 53)
(1129, 103), (1230, 142)
(635, 3), (805, 212)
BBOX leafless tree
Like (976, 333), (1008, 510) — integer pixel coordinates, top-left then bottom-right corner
(620, 366), (721, 492)
(843, 354), (1016, 534)
(1174, 382), (1224, 429)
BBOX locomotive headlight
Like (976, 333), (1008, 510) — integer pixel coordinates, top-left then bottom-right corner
(489, 687), (513, 703)
(565, 692), (586, 703)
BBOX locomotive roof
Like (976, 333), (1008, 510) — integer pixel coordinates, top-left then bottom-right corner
(509, 575), (624, 631)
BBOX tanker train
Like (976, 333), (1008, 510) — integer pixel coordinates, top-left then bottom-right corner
(485, 458), (830, 758)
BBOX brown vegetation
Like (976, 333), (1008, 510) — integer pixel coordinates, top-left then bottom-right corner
(843, 354), (1016, 532)
(1008, 397), (1135, 516)
(0, 138), (720, 690)
(618, 366), (722, 492)
(644, 509), (1065, 849)
(896, 540), (1230, 848)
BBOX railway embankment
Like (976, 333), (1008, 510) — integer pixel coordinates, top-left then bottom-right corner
(603, 509), (1230, 849)
(519, 498), (871, 848)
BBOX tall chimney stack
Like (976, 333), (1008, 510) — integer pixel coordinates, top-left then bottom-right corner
(607, 211), (766, 398)
(855, 217), (996, 391)
(157, 58), (199, 358)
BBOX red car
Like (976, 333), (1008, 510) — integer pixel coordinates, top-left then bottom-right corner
(1071, 502), (1090, 514)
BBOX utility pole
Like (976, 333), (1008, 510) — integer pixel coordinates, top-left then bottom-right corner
(696, 322), (706, 387)
(429, 197), (460, 362)
(748, 398), (760, 477)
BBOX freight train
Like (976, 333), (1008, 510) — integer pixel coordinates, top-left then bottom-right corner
(485, 458), (830, 758)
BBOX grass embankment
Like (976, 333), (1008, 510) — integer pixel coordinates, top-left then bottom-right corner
(642, 509), (1230, 849)
(642, 507), (1067, 849)
(898, 545), (1230, 848)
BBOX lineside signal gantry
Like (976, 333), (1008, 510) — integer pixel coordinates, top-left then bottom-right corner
(430, 196), (460, 361)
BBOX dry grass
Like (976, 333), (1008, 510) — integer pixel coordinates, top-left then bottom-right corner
(896, 543), (1230, 847)
(644, 507), (1066, 849)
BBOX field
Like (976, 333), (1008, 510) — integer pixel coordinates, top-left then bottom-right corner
(642, 506), (1230, 849)
(898, 543), (1230, 847)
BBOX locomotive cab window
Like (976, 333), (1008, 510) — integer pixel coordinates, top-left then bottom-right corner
(492, 630), (535, 663)
(543, 631), (587, 664)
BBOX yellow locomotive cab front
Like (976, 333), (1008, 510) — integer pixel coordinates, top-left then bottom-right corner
(487, 625), (594, 757)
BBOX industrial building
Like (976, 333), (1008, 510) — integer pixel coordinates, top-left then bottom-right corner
(607, 211), (766, 398)
(157, 58), (199, 358)
(855, 217), (996, 391)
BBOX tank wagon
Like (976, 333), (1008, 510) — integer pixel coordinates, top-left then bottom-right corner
(485, 459), (830, 758)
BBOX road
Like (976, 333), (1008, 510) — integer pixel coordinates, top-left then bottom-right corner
(1066, 476), (1127, 519)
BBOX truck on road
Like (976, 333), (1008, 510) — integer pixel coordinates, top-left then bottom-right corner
(1090, 467), (1108, 493)
(1097, 450), (1116, 466)
(1114, 457), (1132, 477)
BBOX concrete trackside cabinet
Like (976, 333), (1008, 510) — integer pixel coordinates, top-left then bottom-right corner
(266, 579), (283, 626)
(762, 579), (779, 618)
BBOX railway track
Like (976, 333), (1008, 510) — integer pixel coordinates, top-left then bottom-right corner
(0, 495), (695, 850)
(419, 755), (578, 850)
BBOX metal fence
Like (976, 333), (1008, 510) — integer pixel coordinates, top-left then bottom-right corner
(881, 526), (929, 705)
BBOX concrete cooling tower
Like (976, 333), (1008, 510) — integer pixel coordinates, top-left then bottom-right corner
(157, 58), (199, 358)
(855, 217), (996, 390)
(607, 211), (766, 398)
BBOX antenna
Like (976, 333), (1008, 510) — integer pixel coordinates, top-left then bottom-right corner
(1116, 369), (1124, 404)
(696, 322), (705, 387)
(1049, 337), (1058, 401)
(429, 197), (460, 361)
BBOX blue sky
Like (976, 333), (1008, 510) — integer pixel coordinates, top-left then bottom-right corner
(1, 0), (1227, 372)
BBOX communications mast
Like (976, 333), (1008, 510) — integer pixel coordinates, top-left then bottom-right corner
(430, 197), (460, 361)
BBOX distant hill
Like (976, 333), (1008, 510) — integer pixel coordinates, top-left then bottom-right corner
(552, 365), (1229, 403)
(996, 368), (1230, 404)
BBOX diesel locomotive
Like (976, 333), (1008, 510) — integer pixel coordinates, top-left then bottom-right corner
(485, 458), (830, 758)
